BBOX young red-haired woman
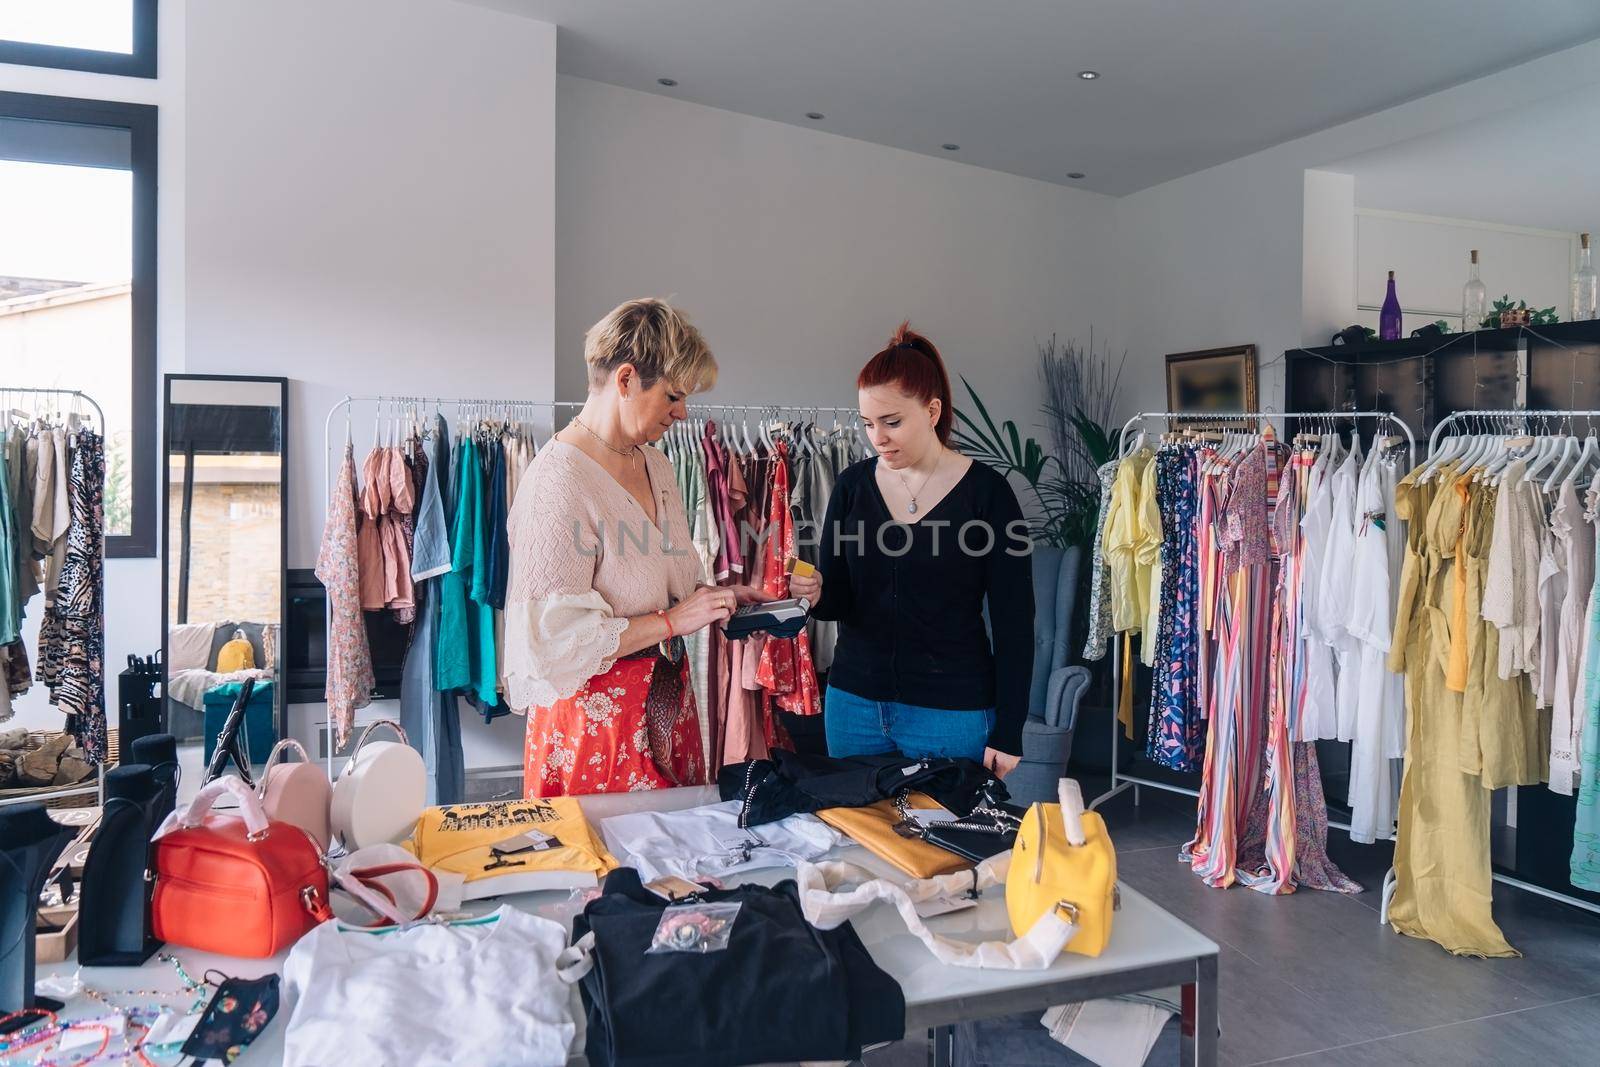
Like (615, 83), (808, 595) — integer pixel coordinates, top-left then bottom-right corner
(807, 323), (1035, 777)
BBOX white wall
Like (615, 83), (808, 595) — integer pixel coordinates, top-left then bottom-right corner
(1113, 37), (1600, 419)
(186, 0), (557, 569)
(1301, 170), (1355, 349)
(1337, 83), (1600, 236)
(181, 0), (558, 766)
(0, 0), (186, 733)
(1352, 211), (1576, 333)
(555, 76), (1119, 447)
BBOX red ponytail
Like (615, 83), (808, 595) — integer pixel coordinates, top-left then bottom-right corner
(856, 321), (955, 445)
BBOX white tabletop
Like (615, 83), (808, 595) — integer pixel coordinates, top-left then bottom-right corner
(36, 785), (1219, 1064)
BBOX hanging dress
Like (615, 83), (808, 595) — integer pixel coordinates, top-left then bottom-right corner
(1387, 464), (1517, 957)
(317, 441), (376, 750)
(1147, 446), (1204, 771)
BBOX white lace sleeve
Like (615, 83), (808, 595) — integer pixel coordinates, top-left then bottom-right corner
(503, 590), (629, 709)
(503, 459), (631, 710)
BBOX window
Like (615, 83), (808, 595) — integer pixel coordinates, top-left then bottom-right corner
(0, 0), (157, 79)
(0, 91), (158, 556)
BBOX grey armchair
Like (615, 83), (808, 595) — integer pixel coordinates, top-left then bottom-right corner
(1001, 544), (1090, 805)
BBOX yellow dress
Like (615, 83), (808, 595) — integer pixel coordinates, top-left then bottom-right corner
(1386, 465), (1517, 957)
(1104, 449), (1155, 636)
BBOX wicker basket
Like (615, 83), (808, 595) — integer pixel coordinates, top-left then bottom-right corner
(0, 728), (120, 809)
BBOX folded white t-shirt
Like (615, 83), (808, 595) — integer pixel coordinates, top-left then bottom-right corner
(282, 906), (576, 1067)
(601, 799), (843, 883)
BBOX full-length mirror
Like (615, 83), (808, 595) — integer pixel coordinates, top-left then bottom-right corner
(161, 375), (288, 772)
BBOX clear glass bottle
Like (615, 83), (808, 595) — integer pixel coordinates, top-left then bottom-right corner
(1574, 232), (1598, 322)
(1462, 249), (1487, 331)
(1379, 270), (1403, 340)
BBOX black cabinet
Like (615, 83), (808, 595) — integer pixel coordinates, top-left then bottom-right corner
(1286, 321), (1600, 441)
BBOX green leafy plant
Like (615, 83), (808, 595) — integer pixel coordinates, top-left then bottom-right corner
(954, 333), (1125, 549)
(1484, 295), (1559, 328)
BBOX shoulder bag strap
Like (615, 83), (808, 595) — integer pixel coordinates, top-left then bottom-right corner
(795, 857), (1078, 971)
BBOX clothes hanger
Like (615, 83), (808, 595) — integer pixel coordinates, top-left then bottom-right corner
(1543, 417), (1582, 492)
(1517, 417), (1559, 484)
(1423, 415), (1476, 483)
(1562, 426), (1599, 491)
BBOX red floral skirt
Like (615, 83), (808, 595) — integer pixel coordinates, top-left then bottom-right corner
(524, 652), (705, 797)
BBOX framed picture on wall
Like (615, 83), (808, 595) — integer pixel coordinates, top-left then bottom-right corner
(1165, 344), (1258, 414)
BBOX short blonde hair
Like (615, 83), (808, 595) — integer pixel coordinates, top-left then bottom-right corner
(584, 298), (718, 395)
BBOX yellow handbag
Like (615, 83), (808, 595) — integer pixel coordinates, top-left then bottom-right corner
(817, 794), (973, 879)
(1006, 779), (1117, 957)
(215, 629), (256, 673)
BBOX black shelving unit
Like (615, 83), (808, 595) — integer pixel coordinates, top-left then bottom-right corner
(1285, 318), (1600, 915)
(1286, 321), (1600, 440)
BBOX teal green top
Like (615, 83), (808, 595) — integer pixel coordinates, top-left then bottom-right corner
(442, 438), (498, 706)
(0, 429), (17, 644)
(1572, 529), (1600, 891)
(434, 437), (473, 694)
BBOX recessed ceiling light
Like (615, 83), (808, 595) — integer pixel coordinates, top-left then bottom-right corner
(1078, 70), (1100, 80)
(657, 77), (678, 87)
(1067, 172), (1085, 180)
(942, 143), (960, 151)
(806, 112), (825, 120)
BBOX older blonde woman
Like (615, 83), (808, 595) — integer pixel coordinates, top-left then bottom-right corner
(506, 299), (806, 796)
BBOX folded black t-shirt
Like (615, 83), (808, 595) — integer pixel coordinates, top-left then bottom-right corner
(574, 868), (905, 1067)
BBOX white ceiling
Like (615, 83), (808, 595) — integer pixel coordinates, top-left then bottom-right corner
(468, 0), (1600, 194)
(1337, 84), (1600, 235)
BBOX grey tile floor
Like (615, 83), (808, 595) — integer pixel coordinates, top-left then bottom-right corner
(867, 780), (1600, 1066)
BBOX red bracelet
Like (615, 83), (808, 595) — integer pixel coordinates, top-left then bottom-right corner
(656, 609), (674, 639)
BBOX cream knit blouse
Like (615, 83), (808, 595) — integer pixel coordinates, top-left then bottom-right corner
(503, 441), (702, 711)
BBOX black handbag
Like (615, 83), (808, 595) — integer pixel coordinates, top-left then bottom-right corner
(897, 790), (1025, 863)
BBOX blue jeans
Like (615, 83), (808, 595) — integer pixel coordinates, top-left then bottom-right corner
(824, 685), (994, 762)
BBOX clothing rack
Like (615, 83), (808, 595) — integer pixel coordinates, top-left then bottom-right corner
(1377, 407), (1600, 920)
(1425, 408), (1600, 453)
(0, 387), (108, 809)
(319, 393), (860, 777)
(1091, 408), (1417, 814)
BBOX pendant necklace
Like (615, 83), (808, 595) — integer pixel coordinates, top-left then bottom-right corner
(896, 452), (941, 515)
(572, 416), (640, 469)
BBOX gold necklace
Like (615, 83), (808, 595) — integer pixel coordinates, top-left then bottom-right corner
(896, 451), (942, 515)
(572, 416), (640, 468)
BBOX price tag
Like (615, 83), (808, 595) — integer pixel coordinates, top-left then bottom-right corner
(914, 894), (980, 919)
(645, 876), (711, 902)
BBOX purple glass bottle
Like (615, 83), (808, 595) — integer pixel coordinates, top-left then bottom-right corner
(1379, 270), (1402, 340)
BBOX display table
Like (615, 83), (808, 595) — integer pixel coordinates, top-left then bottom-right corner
(38, 786), (1219, 1066)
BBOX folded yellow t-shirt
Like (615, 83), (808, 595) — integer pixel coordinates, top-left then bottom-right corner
(408, 798), (617, 900)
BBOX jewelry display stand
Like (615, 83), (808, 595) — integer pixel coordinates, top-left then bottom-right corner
(0, 805), (75, 1015)
(78, 765), (163, 966)
(130, 733), (179, 831)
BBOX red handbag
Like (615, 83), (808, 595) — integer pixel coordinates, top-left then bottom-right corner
(151, 776), (329, 958)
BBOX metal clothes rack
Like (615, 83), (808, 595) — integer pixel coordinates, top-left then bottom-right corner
(1377, 407), (1600, 920)
(0, 387), (109, 808)
(1090, 409), (1416, 828)
(319, 393), (861, 776)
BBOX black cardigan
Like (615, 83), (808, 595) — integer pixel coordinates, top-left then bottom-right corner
(810, 457), (1035, 755)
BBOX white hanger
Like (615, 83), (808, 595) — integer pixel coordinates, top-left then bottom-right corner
(1543, 421), (1582, 492)
(1519, 420), (1561, 484)
(1419, 424), (1466, 483)
(1563, 427), (1599, 490)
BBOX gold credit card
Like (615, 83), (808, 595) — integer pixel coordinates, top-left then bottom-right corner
(785, 558), (816, 578)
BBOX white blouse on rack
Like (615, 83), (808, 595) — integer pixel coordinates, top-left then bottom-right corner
(503, 441), (702, 711)
(1550, 480), (1594, 793)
